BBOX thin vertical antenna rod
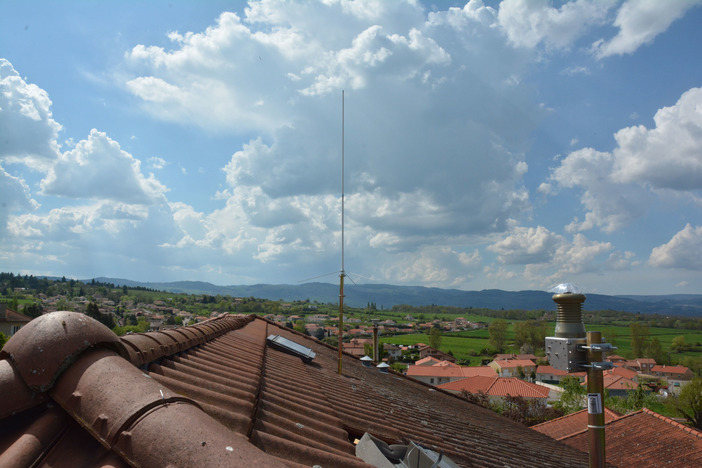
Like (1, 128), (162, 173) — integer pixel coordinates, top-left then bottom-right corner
(338, 90), (345, 375)
(341, 89), (345, 274)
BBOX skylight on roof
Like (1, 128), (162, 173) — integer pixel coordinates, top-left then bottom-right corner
(266, 335), (316, 362)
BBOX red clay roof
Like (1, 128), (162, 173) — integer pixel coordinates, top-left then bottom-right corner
(588, 374), (638, 391)
(559, 408), (702, 467)
(606, 366), (638, 380)
(414, 356), (441, 366)
(491, 359), (536, 369)
(531, 408), (621, 440)
(651, 364), (692, 375)
(406, 364), (496, 379)
(0, 308), (32, 323)
(0, 311), (590, 467)
(536, 365), (586, 378)
(438, 376), (550, 399)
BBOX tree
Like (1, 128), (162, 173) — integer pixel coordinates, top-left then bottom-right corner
(554, 376), (585, 414)
(429, 327), (442, 350)
(499, 394), (563, 427)
(645, 337), (665, 364)
(293, 320), (306, 334)
(673, 377), (702, 429)
(55, 298), (72, 311)
(488, 319), (508, 353)
(22, 302), (43, 319)
(314, 327), (326, 341)
(513, 320), (548, 351)
(86, 302), (115, 328)
(0, 332), (7, 350)
(671, 335), (688, 353)
(630, 322), (650, 358)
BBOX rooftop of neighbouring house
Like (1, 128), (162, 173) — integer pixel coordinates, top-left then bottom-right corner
(0, 304), (32, 324)
(490, 359), (536, 369)
(559, 408), (702, 467)
(651, 364), (693, 375)
(0, 311), (591, 467)
(531, 408), (621, 440)
(438, 375), (550, 399)
(405, 363), (496, 379)
(535, 365), (587, 378)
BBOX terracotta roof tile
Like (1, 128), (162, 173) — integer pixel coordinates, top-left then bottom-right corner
(0, 311), (591, 467)
(536, 365), (586, 378)
(406, 364), (496, 379)
(491, 359), (536, 368)
(439, 376), (550, 399)
(531, 408), (621, 440)
(0, 308), (32, 323)
(651, 364), (692, 375)
(559, 408), (702, 467)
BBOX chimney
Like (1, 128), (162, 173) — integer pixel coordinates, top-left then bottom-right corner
(372, 319), (380, 362)
(0, 303), (6, 320)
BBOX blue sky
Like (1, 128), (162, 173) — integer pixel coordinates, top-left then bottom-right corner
(1, 0), (701, 295)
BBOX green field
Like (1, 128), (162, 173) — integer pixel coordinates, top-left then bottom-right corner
(381, 322), (702, 366)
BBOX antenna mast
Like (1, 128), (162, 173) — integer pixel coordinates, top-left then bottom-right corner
(338, 90), (346, 375)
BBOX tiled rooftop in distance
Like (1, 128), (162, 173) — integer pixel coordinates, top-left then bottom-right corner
(438, 376), (550, 399)
(559, 408), (702, 467)
(0, 311), (592, 467)
(531, 408), (621, 440)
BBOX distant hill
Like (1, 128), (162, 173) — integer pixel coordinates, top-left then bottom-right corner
(91, 277), (702, 317)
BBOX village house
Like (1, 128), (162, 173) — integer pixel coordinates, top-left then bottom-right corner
(650, 364), (694, 381)
(624, 358), (657, 373)
(582, 373), (638, 397)
(414, 356), (442, 366)
(494, 353), (538, 361)
(305, 314), (330, 322)
(489, 359), (537, 378)
(0, 304), (32, 337)
(343, 338), (372, 357)
(438, 376), (551, 405)
(383, 343), (402, 360)
(418, 345), (456, 363)
(604, 354), (627, 365)
(406, 361), (496, 386)
(606, 366), (638, 381)
(535, 365), (586, 385)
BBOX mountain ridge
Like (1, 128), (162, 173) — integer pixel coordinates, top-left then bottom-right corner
(90, 277), (702, 317)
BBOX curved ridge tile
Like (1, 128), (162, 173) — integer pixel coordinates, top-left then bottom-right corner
(1, 311), (128, 392)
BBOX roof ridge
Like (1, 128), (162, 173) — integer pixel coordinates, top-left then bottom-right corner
(485, 376), (499, 392)
(642, 408), (702, 438)
(120, 313), (255, 366)
(530, 409), (587, 429)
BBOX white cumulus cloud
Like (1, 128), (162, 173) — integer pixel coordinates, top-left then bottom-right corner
(611, 87), (702, 190)
(649, 224), (702, 270)
(548, 87), (702, 233)
(593, 0), (702, 58)
(489, 225), (565, 264)
(0, 58), (62, 170)
(41, 129), (168, 205)
(497, 0), (615, 50)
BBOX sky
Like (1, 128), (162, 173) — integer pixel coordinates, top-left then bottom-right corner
(1, 0), (702, 295)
